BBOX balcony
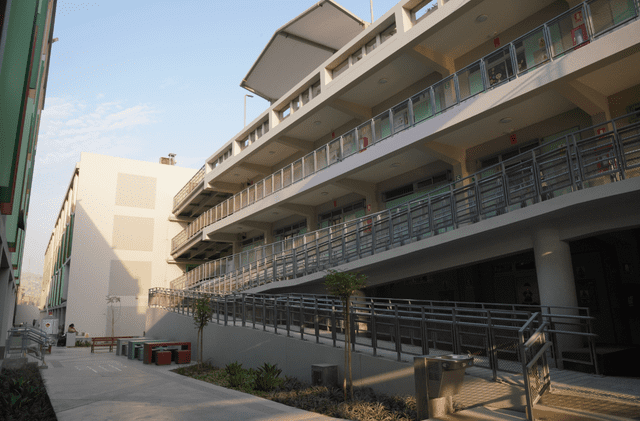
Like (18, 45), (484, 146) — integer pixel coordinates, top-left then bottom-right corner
(170, 111), (640, 293)
(170, 0), (640, 256)
(173, 165), (205, 212)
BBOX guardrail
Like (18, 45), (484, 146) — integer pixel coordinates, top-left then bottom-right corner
(170, 0), (640, 253)
(519, 313), (552, 421)
(173, 165), (205, 211)
(4, 326), (53, 367)
(149, 288), (597, 375)
(170, 111), (640, 292)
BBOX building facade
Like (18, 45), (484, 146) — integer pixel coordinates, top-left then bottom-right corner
(41, 153), (197, 337)
(167, 0), (640, 349)
(1, 0), (57, 353)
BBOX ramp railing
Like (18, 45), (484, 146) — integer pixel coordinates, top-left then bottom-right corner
(4, 326), (53, 367)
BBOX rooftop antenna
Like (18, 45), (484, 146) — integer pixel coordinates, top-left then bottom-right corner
(370, 0), (374, 23)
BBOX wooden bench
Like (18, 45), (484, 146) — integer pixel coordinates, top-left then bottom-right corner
(91, 336), (136, 353)
(143, 342), (191, 365)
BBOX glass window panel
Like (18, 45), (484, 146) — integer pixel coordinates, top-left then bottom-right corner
(414, 0), (438, 21)
(304, 154), (315, 177)
(374, 111), (392, 141)
(312, 81), (321, 98)
(280, 106), (290, 120)
(342, 130), (357, 157)
(274, 171), (282, 191)
(256, 181), (264, 200)
(358, 121), (373, 150)
(513, 27), (548, 74)
(392, 101), (411, 133)
(283, 166), (292, 187)
(301, 90), (310, 105)
(548, 8), (590, 57)
(263, 122), (269, 134)
(293, 160), (302, 182)
(316, 146), (328, 170)
(292, 97), (300, 112)
(485, 46), (515, 87)
(256, 126), (262, 138)
(329, 139), (341, 164)
(433, 76), (458, 113)
(380, 23), (396, 44)
(365, 38), (377, 54)
(457, 61), (484, 101)
(411, 89), (433, 123)
(333, 59), (349, 78)
(352, 48), (363, 64)
(589, 0), (637, 36)
(264, 176), (273, 195)
(241, 190), (247, 207)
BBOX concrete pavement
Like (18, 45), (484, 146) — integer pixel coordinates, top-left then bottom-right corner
(40, 346), (337, 421)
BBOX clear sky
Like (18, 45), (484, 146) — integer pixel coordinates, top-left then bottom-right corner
(25, 0), (401, 276)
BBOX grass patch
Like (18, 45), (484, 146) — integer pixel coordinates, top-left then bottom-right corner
(172, 362), (417, 421)
(1, 363), (57, 421)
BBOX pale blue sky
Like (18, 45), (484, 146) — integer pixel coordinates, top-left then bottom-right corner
(25, 0), (400, 276)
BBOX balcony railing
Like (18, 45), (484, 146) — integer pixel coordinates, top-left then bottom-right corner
(173, 165), (205, 211)
(170, 112), (640, 293)
(170, 0), (640, 254)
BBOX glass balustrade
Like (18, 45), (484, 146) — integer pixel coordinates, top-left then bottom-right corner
(172, 112), (640, 292)
(170, 0), (639, 253)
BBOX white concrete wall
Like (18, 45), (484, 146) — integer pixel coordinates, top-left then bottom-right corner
(14, 304), (41, 327)
(65, 153), (197, 337)
(146, 307), (416, 397)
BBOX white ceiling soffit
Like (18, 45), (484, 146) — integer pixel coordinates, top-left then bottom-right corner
(241, 0), (367, 102)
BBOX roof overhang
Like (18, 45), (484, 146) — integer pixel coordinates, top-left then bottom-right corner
(240, 0), (367, 102)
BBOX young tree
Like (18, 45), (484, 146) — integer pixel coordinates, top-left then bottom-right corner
(324, 269), (367, 401)
(193, 296), (214, 368)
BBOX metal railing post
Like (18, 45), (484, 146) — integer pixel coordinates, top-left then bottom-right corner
(371, 300), (377, 356)
(314, 296), (320, 344)
(395, 305), (402, 362)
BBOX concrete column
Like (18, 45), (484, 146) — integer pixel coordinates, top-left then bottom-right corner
(533, 228), (581, 363)
(533, 228), (578, 309)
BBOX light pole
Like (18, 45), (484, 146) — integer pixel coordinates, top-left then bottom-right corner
(244, 94), (254, 127)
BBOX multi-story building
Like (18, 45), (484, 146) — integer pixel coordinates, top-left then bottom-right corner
(40, 153), (197, 337)
(0, 0), (58, 354)
(168, 0), (640, 349)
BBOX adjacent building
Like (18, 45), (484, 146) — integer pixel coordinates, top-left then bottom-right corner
(168, 0), (640, 349)
(1, 0), (57, 354)
(40, 153), (197, 337)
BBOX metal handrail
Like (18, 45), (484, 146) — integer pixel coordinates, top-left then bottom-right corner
(170, 0), (640, 253)
(149, 288), (598, 377)
(170, 110), (640, 293)
(172, 165), (205, 211)
(4, 326), (53, 367)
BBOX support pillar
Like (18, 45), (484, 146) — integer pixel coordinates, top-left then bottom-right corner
(533, 228), (581, 364)
(533, 228), (578, 309)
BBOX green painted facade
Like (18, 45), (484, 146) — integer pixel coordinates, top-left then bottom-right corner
(0, 0), (57, 287)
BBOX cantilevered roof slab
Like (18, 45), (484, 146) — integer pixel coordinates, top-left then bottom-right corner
(241, 0), (367, 102)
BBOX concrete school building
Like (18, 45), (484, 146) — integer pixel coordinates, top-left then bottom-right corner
(167, 0), (640, 351)
(0, 0), (58, 355)
(40, 153), (197, 337)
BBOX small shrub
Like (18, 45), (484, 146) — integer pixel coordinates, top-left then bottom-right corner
(255, 362), (283, 391)
(0, 365), (57, 421)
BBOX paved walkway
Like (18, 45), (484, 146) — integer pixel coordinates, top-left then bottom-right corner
(7, 344), (637, 421)
(39, 347), (337, 421)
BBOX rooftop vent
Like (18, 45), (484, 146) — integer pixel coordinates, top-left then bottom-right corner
(160, 153), (177, 165)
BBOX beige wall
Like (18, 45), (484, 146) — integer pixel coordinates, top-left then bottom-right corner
(608, 83), (640, 119)
(65, 153), (197, 337)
